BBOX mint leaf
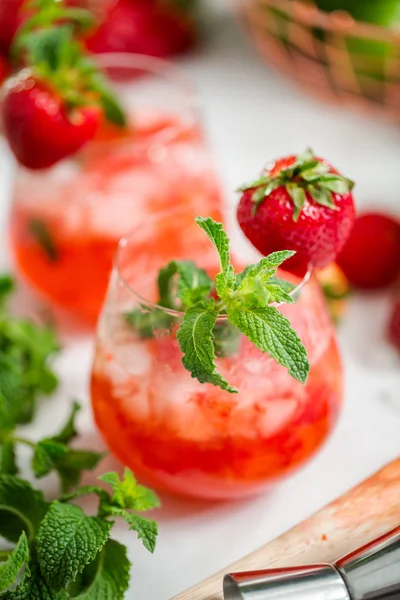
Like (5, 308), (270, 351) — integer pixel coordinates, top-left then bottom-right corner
(125, 307), (172, 338)
(52, 401), (81, 445)
(28, 219), (58, 263)
(1, 548), (67, 600)
(242, 251), (296, 281)
(176, 262), (213, 309)
(177, 301), (238, 393)
(0, 276), (14, 306)
(195, 217), (230, 271)
(67, 540), (130, 600)
(0, 441), (18, 475)
(0, 476), (49, 543)
(60, 485), (109, 505)
(158, 260), (213, 310)
(53, 449), (105, 493)
(264, 284), (294, 305)
(227, 305), (309, 383)
(32, 440), (68, 478)
(195, 217), (235, 297)
(0, 532), (29, 593)
(123, 514), (158, 554)
(36, 501), (112, 591)
(99, 469), (160, 512)
(0, 315), (59, 429)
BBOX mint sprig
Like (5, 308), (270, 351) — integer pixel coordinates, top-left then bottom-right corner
(125, 218), (310, 391)
(0, 276), (59, 438)
(0, 468), (158, 598)
(186, 217), (309, 389)
(239, 148), (354, 221)
(1, 401), (104, 493)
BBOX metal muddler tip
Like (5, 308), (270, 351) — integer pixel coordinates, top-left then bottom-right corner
(223, 525), (400, 600)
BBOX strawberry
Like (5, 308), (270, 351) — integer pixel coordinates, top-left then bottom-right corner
(0, 0), (25, 55)
(2, 70), (102, 169)
(237, 150), (356, 275)
(336, 213), (400, 290)
(1, 2), (126, 169)
(0, 55), (9, 83)
(389, 299), (400, 351)
(85, 0), (196, 58)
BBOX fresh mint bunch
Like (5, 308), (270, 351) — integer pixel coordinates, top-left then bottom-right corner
(0, 468), (159, 599)
(0, 276), (59, 438)
(126, 218), (310, 392)
(1, 401), (105, 492)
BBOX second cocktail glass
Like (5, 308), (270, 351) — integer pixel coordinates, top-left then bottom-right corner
(91, 208), (344, 500)
(9, 53), (223, 323)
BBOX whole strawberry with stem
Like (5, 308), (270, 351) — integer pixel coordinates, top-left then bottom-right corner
(237, 149), (356, 275)
(1, 1), (126, 170)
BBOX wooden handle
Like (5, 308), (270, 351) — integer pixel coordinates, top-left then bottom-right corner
(172, 457), (400, 600)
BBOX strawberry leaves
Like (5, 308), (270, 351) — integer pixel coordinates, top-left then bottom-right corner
(240, 149), (354, 222)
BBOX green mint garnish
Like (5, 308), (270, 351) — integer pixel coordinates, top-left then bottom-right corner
(0, 532), (29, 593)
(177, 300), (238, 393)
(239, 148), (354, 221)
(126, 217), (310, 391)
(0, 277), (159, 598)
(28, 218), (58, 262)
(0, 277), (59, 437)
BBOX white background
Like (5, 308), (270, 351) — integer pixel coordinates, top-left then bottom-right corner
(1, 1), (400, 598)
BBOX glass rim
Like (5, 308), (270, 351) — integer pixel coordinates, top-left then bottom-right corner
(114, 207), (313, 321)
(93, 52), (201, 148)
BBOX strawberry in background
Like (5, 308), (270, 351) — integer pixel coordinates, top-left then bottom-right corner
(0, 0), (25, 55)
(1, 0), (127, 169)
(0, 54), (9, 83)
(85, 0), (197, 58)
(337, 213), (400, 290)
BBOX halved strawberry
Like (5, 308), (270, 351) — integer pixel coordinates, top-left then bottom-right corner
(237, 150), (356, 275)
(85, 0), (196, 58)
(2, 70), (101, 169)
(337, 212), (400, 290)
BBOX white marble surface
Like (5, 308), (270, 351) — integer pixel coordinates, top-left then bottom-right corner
(1, 2), (400, 599)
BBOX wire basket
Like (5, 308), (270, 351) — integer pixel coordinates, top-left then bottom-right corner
(241, 0), (400, 123)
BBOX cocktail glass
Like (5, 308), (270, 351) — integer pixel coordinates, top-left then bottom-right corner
(9, 53), (223, 323)
(90, 207), (344, 500)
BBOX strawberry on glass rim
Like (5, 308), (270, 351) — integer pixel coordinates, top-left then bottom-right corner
(237, 149), (356, 275)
